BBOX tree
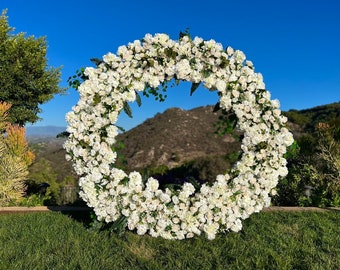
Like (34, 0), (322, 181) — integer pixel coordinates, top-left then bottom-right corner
(0, 10), (65, 125)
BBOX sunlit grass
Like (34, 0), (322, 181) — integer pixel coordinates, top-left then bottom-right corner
(0, 210), (339, 269)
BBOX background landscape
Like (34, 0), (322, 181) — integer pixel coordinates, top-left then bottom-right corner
(25, 101), (340, 206)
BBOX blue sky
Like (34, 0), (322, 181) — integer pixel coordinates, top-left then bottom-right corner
(2, 0), (340, 130)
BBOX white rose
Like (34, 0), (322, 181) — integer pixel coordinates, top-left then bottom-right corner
(216, 80), (226, 92)
(146, 177), (159, 191)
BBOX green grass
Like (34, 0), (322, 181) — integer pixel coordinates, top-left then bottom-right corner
(0, 210), (339, 269)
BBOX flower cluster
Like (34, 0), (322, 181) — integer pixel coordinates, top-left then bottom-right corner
(64, 33), (294, 240)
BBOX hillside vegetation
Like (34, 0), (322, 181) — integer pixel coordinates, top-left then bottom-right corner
(284, 101), (340, 131)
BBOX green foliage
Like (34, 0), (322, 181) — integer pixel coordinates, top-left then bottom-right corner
(112, 140), (128, 170)
(274, 163), (319, 206)
(0, 145), (28, 206)
(67, 67), (86, 90)
(190, 82), (200, 96)
(179, 27), (191, 40)
(142, 154), (235, 192)
(1, 211), (340, 269)
(284, 101), (340, 131)
(56, 131), (70, 138)
(179, 155), (232, 183)
(17, 193), (50, 207)
(214, 109), (238, 137)
(0, 102), (34, 206)
(315, 122), (340, 202)
(142, 81), (168, 102)
(274, 120), (340, 207)
(141, 164), (170, 178)
(26, 137), (80, 206)
(27, 157), (61, 205)
(283, 110), (310, 126)
(0, 10), (64, 125)
(284, 140), (300, 160)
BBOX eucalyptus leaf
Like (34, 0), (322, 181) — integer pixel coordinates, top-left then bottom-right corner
(123, 102), (133, 118)
(90, 58), (103, 66)
(187, 177), (202, 191)
(179, 28), (191, 40)
(190, 82), (200, 96)
(116, 125), (126, 133)
(213, 102), (221, 112)
(135, 91), (142, 107)
(110, 215), (128, 236)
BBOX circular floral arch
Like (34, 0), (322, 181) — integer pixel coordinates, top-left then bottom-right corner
(65, 33), (293, 240)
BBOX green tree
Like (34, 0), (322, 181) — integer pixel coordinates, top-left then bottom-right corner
(28, 157), (60, 205)
(0, 10), (65, 125)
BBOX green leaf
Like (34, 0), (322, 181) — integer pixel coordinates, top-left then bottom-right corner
(190, 82), (200, 96)
(110, 215), (128, 237)
(187, 177), (201, 191)
(164, 48), (177, 59)
(179, 28), (191, 40)
(93, 93), (101, 105)
(135, 91), (142, 107)
(123, 102), (133, 118)
(147, 59), (154, 67)
(213, 102), (221, 112)
(90, 58), (103, 66)
(219, 56), (230, 69)
(202, 69), (211, 78)
(116, 125), (126, 133)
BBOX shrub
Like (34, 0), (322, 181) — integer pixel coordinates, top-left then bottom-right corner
(27, 157), (61, 205)
(0, 102), (34, 206)
(274, 121), (340, 207)
(314, 122), (340, 204)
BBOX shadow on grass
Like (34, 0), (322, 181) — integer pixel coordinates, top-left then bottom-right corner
(46, 206), (93, 227)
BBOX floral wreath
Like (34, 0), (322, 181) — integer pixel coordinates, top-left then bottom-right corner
(64, 33), (294, 240)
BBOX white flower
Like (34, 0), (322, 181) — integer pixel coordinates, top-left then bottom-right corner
(216, 80), (226, 92)
(146, 177), (159, 191)
(204, 223), (219, 240)
(226, 46), (234, 56)
(175, 59), (191, 79)
(65, 33), (293, 241)
(136, 224), (148, 235)
(154, 33), (170, 46)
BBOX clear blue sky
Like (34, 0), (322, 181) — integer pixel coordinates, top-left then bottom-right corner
(2, 0), (340, 130)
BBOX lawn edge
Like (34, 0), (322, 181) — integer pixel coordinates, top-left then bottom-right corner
(0, 206), (339, 214)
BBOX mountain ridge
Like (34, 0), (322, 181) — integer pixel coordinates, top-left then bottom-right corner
(26, 125), (66, 137)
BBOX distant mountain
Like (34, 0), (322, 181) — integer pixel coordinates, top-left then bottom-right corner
(26, 126), (66, 138)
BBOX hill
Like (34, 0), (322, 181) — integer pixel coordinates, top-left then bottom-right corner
(27, 101), (340, 187)
(284, 101), (340, 131)
(116, 106), (239, 172)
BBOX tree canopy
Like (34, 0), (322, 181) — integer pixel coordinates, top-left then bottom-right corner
(0, 10), (65, 125)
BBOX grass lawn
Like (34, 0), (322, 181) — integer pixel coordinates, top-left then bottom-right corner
(0, 210), (339, 269)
